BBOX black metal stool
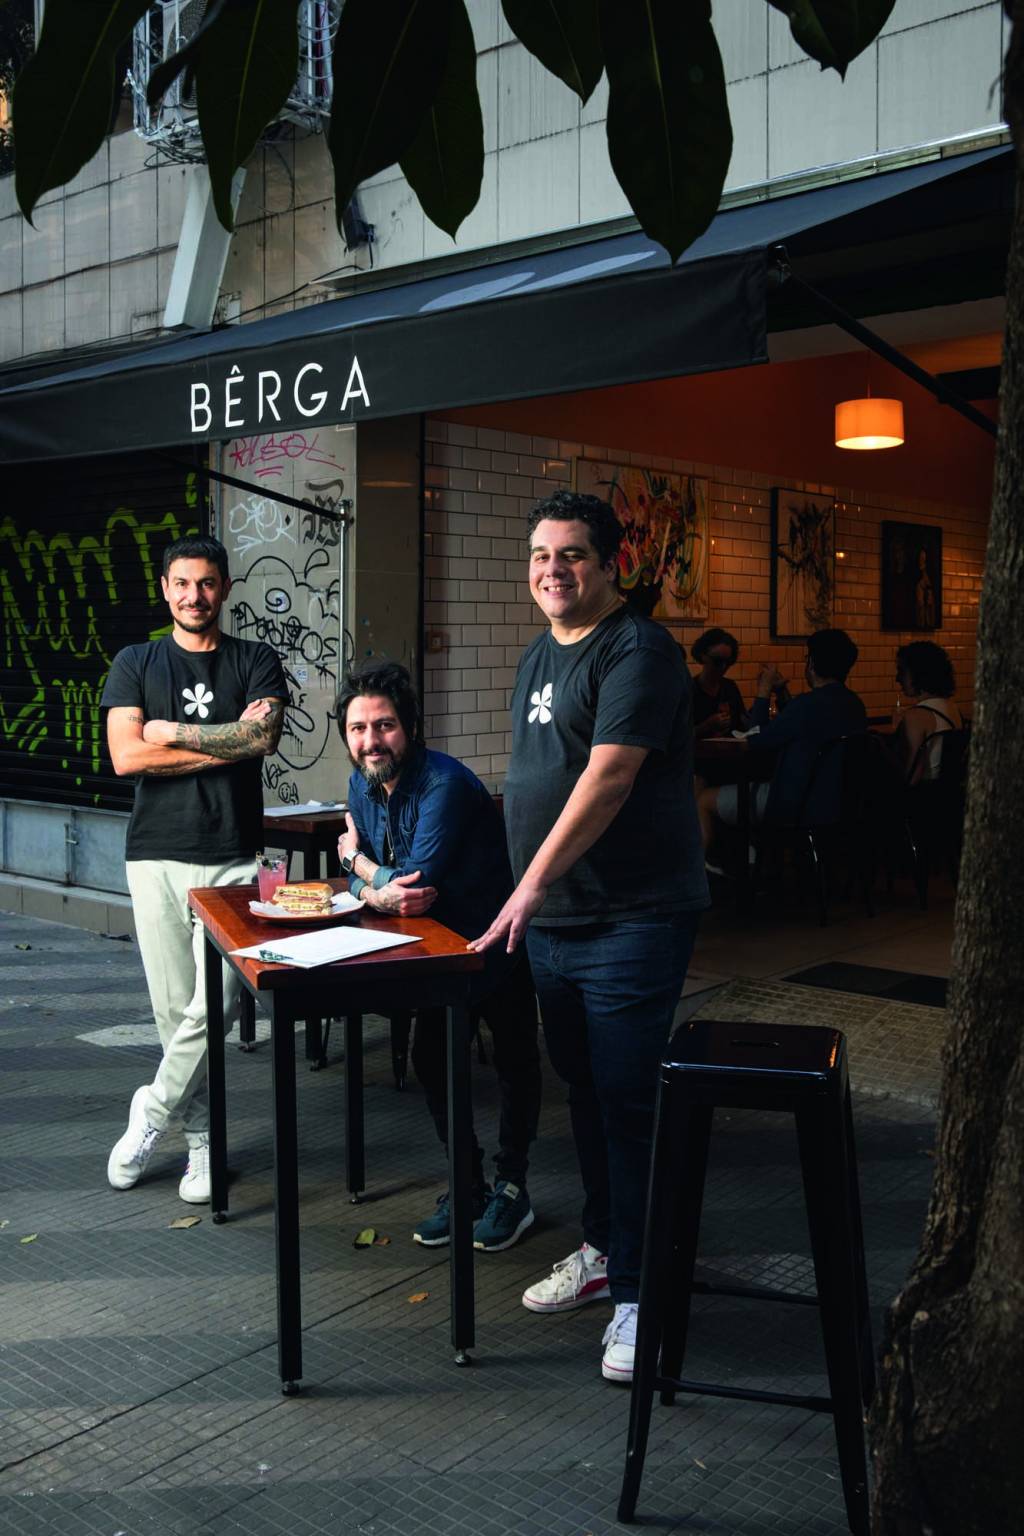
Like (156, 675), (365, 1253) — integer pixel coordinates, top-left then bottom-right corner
(618, 1018), (874, 1535)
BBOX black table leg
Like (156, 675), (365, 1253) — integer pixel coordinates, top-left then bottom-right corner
(302, 847), (326, 1068)
(271, 999), (303, 1394)
(238, 990), (256, 1052)
(204, 935), (229, 1223)
(447, 994), (475, 1364)
(344, 1014), (365, 1202)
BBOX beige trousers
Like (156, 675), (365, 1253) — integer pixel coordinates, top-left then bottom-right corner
(127, 856), (254, 1143)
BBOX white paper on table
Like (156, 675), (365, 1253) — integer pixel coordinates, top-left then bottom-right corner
(231, 926), (421, 969)
(263, 800), (346, 817)
(731, 726), (760, 739)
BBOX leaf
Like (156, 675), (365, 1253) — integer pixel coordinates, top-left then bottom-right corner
(20, 1233), (38, 1244)
(353, 1227), (376, 1247)
(766, 0), (895, 78)
(194, 0), (303, 232)
(168, 1215), (202, 1229)
(398, 0), (483, 240)
(0, 1220), (9, 1229)
(407, 1291), (429, 1304)
(599, 0), (731, 264)
(500, 0), (603, 103)
(13, 0), (150, 223)
(328, 0), (455, 226)
(14, 943), (31, 950)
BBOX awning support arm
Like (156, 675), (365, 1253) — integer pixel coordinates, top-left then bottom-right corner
(157, 452), (353, 522)
(770, 245), (998, 440)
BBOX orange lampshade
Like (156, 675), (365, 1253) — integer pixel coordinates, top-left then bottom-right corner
(834, 397), (905, 450)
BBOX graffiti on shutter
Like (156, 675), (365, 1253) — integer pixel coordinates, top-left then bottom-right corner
(0, 452), (204, 810)
(220, 426), (354, 806)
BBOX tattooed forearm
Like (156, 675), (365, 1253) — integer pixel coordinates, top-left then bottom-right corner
(174, 701), (284, 760)
(144, 755), (222, 776)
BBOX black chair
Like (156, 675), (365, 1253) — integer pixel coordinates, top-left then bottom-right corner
(618, 1018), (874, 1536)
(903, 725), (971, 909)
(754, 732), (897, 924)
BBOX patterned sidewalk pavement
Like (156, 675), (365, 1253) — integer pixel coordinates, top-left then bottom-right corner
(0, 909), (940, 1536)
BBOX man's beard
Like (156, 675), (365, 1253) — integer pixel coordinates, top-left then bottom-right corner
(174, 605), (218, 634)
(355, 745), (406, 785)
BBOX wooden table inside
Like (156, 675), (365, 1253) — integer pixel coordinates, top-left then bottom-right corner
(262, 809), (348, 880)
(189, 879), (483, 1393)
(695, 737), (774, 910)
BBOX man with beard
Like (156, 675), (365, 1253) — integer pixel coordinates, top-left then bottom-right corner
(337, 660), (542, 1251)
(102, 535), (287, 1203)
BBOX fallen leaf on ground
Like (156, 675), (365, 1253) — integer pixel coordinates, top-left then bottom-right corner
(408, 1292), (429, 1304)
(20, 1234), (38, 1244)
(373, 1235), (391, 1246)
(353, 1227), (376, 1248)
(0, 1220), (9, 1229)
(14, 943), (31, 951)
(168, 1215), (201, 1229)
(694, 1459), (707, 1470)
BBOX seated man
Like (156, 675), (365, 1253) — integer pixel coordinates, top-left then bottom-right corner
(698, 627), (867, 853)
(336, 660), (541, 1252)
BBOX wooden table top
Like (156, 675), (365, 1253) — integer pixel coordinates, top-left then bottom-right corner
(189, 879), (483, 993)
(262, 809), (348, 836)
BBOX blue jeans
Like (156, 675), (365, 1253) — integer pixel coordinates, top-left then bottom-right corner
(526, 914), (700, 1303)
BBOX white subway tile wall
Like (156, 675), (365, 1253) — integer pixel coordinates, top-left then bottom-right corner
(423, 416), (986, 789)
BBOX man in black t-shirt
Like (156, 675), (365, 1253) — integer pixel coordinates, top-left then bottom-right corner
(471, 491), (708, 1384)
(101, 535), (286, 1205)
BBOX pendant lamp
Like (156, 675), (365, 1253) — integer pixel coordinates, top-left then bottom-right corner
(834, 395), (905, 450)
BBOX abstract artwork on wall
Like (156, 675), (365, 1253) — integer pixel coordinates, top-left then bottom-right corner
(574, 458), (709, 620)
(881, 521), (942, 630)
(770, 487), (836, 640)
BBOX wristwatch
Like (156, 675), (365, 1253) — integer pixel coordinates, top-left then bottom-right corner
(340, 849), (358, 876)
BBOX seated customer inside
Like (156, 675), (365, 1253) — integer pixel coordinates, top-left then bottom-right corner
(690, 627), (749, 739)
(697, 627), (867, 863)
(893, 641), (964, 785)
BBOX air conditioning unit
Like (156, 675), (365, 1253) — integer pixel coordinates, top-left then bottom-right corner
(130, 1), (340, 154)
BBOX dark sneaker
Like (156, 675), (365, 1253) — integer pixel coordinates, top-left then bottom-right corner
(473, 1180), (535, 1251)
(413, 1185), (490, 1247)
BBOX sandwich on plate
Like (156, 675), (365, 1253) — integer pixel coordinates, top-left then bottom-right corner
(270, 881), (335, 916)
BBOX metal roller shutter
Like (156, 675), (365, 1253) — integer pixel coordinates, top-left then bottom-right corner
(1, 447), (207, 812)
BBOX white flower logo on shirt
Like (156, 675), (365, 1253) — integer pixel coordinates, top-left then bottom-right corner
(528, 682), (553, 725)
(182, 683), (214, 719)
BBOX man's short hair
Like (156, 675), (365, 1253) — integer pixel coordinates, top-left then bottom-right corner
(807, 628), (858, 683)
(526, 489), (623, 567)
(163, 535), (229, 583)
(896, 641), (955, 698)
(336, 660), (422, 743)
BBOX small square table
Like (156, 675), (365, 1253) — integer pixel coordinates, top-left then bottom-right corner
(189, 880), (483, 1394)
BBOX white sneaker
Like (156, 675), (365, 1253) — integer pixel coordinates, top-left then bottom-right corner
(179, 1142), (211, 1204)
(522, 1242), (610, 1313)
(107, 1086), (165, 1190)
(601, 1302), (638, 1383)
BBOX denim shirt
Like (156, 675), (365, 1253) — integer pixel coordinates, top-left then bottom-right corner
(346, 745), (514, 951)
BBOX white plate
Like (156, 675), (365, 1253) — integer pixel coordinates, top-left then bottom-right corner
(249, 892), (362, 923)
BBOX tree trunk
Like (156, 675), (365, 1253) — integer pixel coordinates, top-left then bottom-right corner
(869, 6), (1024, 1532)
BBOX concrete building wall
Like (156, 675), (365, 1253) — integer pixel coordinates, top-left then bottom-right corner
(0, 0), (1009, 366)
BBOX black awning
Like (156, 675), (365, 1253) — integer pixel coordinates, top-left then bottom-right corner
(0, 145), (1009, 464)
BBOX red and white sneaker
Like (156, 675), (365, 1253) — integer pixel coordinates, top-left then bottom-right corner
(601, 1302), (638, 1382)
(522, 1242), (610, 1313)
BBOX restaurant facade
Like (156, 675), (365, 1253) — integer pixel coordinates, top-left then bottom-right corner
(0, 3), (1008, 924)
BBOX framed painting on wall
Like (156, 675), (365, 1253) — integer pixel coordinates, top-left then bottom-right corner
(770, 487), (836, 640)
(573, 458), (709, 621)
(881, 521), (942, 630)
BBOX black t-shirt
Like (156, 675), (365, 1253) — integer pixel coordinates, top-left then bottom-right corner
(504, 606), (709, 925)
(691, 673), (746, 732)
(101, 634), (287, 862)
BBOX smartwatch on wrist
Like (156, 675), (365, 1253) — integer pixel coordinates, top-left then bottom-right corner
(340, 850), (358, 876)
